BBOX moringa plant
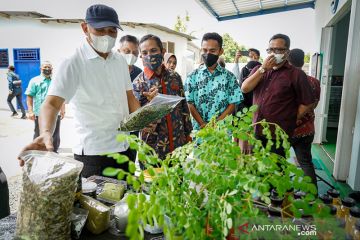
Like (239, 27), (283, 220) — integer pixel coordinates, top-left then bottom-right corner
(104, 106), (333, 240)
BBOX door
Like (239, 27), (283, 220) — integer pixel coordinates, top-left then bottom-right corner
(314, 27), (333, 144)
(13, 48), (41, 110)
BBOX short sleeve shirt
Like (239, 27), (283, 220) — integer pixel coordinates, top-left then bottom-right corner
(251, 62), (315, 137)
(25, 75), (51, 116)
(47, 41), (133, 155)
(185, 64), (243, 130)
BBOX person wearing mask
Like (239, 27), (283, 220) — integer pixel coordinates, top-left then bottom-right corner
(288, 48), (320, 188)
(232, 48), (260, 80)
(118, 35), (142, 82)
(7, 66), (26, 119)
(241, 34), (315, 157)
(118, 35), (142, 161)
(164, 53), (177, 72)
(18, 4), (147, 177)
(185, 32), (242, 130)
(25, 61), (65, 153)
(133, 34), (192, 160)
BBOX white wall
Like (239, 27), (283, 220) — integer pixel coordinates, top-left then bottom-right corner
(314, 0), (360, 184)
(0, 17), (191, 109)
(0, 18), (87, 109)
(314, 0), (351, 48)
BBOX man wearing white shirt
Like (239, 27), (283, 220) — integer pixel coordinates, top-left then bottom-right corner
(18, 4), (151, 177)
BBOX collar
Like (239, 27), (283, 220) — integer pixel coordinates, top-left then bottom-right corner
(83, 41), (115, 60)
(199, 63), (223, 74)
(41, 74), (51, 80)
(144, 64), (166, 80)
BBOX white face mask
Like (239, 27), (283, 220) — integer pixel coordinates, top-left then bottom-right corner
(89, 33), (116, 53)
(121, 53), (138, 66)
(274, 53), (285, 64)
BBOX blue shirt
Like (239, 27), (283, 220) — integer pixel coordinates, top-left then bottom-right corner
(7, 71), (21, 91)
(185, 64), (243, 130)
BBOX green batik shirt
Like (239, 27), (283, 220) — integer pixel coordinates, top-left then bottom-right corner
(25, 75), (52, 116)
(185, 64), (243, 130)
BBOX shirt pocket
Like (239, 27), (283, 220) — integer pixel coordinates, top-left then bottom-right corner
(269, 75), (291, 98)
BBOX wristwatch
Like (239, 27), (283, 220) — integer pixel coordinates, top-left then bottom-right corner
(258, 66), (266, 74)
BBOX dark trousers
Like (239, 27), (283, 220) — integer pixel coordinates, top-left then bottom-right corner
(7, 89), (25, 115)
(34, 116), (61, 152)
(74, 148), (135, 178)
(0, 167), (10, 219)
(291, 135), (318, 189)
(257, 136), (286, 158)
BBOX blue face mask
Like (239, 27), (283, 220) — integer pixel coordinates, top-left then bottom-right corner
(143, 54), (163, 71)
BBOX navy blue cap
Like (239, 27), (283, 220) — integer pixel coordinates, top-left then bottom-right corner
(85, 4), (122, 30)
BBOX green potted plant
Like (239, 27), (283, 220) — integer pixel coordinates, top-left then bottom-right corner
(104, 106), (330, 240)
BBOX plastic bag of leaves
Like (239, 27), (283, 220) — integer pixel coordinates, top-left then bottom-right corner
(15, 151), (83, 240)
(97, 182), (125, 204)
(79, 194), (111, 235)
(71, 207), (89, 239)
(119, 93), (184, 132)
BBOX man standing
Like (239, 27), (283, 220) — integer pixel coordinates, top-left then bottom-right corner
(118, 35), (142, 82)
(288, 48), (320, 188)
(25, 61), (65, 153)
(7, 66), (26, 119)
(133, 34), (192, 160)
(185, 32), (242, 130)
(232, 48), (261, 80)
(19, 4), (144, 177)
(241, 34), (315, 157)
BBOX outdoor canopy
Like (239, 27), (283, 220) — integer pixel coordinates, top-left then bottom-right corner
(195, 0), (316, 21)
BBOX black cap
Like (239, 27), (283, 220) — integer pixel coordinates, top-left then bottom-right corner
(350, 206), (360, 218)
(319, 194), (333, 204)
(330, 205), (337, 215)
(341, 197), (355, 207)
(267, 206), (282, 217)
(327, 188), (340, 198)
(85, 4), (122, 30)
(356, 219), (360, 230)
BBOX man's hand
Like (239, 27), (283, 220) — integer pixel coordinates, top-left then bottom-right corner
(262, 54), (277, 71)
(234, 51), (242, 64)
(28, 112), (35, 121)
(18, 132), (54, 166)
(60, 104), (66, 120)
(60, 110), (65, 120)
(9, 90), (13, 95)
(143, 87), (158, 102)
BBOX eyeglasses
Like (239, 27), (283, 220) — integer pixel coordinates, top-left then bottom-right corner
(266, 48), (288, 54)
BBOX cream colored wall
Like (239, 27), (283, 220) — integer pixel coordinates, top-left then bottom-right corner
(0, 18), (191, 109)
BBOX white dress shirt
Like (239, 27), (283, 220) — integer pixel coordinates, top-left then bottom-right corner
(48, 41), (132, 155)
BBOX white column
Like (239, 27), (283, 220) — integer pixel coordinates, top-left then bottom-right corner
(348, 87), (360, 190)
(333, 0), (360, 181)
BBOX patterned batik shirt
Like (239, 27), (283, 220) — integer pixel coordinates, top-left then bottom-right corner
(293, 75), (321, 138)
(132, 65), (193, 160)
(184, 64), (243, 130)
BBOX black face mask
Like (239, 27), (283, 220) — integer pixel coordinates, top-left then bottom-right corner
(202, 53), (219, 67)
(43, 69), (52, 76)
